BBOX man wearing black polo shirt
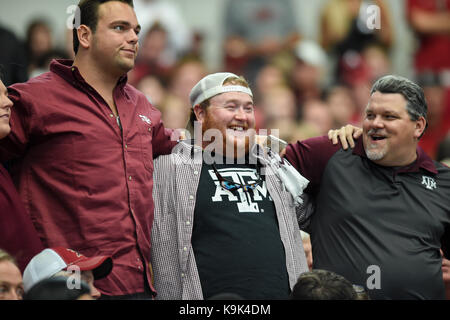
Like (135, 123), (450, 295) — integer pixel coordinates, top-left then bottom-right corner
(286, 75), (450, 299)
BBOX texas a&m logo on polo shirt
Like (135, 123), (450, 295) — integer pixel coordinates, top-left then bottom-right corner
(421, 176), (437, 190)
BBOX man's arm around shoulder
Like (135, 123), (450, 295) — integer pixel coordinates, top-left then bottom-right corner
(284, 135), (342, 194)
(0, 86), (34, 162)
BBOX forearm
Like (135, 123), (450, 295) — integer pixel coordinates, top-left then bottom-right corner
(410, 10), (450, 34)
(152, 122), (178, 158)
(284, 136), (340, 193)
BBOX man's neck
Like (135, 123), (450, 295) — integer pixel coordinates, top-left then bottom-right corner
(73, 55), (126, 116)
(73, 55), (122, 94)
(372, 150), (418, 168)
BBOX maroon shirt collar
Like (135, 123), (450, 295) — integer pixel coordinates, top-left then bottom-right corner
(50, 59), (128, 88)
(352, 138), (437, 174)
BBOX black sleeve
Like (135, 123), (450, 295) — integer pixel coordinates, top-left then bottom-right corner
(441, 226), (450, 259)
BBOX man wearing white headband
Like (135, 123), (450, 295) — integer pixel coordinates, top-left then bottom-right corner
(188, 72), (255, 159)
(150, 72), (312, 299)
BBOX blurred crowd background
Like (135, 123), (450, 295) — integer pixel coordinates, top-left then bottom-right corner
(0, 0), (449, 160)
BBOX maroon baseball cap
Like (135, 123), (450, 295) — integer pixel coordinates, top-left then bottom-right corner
(52, 247), (113, 279)
(23, 247), (113, 292)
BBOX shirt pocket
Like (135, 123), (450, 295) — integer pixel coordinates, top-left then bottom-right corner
(137, 118), (154, 172)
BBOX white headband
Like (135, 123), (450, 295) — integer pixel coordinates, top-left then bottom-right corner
(192, 85), (253, 108)
(190, 72), (253, 108)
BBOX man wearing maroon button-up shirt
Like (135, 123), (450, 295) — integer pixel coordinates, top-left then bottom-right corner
(0, 76), (43, 274)
(0, 0), (176, 298)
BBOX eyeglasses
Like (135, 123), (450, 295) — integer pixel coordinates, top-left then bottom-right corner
(211, 163), (263, 192)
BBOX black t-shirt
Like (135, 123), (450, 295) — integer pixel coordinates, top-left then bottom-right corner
(191, 160), (290, 299)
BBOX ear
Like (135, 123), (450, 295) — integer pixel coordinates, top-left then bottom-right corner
(193, 104), (206, 123)
(76, 25), (92, 50)
(414, 116), (427, 139)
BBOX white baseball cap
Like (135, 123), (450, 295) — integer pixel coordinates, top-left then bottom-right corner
(189, 72), (253, 107)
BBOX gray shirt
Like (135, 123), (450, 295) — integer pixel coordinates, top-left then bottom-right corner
(224, 0), (298, 44)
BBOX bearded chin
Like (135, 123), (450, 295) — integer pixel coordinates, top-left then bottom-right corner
(226, 136), (247, 158)
(365, 147), (386, 161)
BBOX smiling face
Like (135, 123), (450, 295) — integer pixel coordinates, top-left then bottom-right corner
(89, 1), (141, 75)
(362, 91), (426, 166)
(0, 80), (13, 139)
(195, 91), (255, 158)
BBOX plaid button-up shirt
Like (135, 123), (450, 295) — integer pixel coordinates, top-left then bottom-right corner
(151, 142), (310, 299)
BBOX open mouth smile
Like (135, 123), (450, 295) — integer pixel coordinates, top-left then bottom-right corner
(228, 126), (246, 132)
(370, 135), (386, 142)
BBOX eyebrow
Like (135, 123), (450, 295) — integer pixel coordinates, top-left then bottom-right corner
(110, 20), (141, 32)
(222, 99), (253, 105)
(365, 108), (400, 116)
(0, 280), (23, 286)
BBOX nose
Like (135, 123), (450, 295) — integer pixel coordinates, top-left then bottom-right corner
(234, 106), (248, 121)
(128, 29), (139, 45)
(0, 95), (13, 110)
(371, 115), (385, 128)
(89, 284), (102, 299)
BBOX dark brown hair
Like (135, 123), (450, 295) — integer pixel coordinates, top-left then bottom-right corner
(72, 0), (134, 54)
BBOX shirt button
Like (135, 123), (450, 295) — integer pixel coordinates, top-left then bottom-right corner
(125, 144), (128, 149)
(193, 170), (199, 175)
(186, 221), (191, 226)
(129, 176), (132, 181)
(183, 247), (187, 252)
(110, 114), (114, 118)
(181, 273), (185, 278)
(189, 195), (194, 200)
(148, 127), (152, 132)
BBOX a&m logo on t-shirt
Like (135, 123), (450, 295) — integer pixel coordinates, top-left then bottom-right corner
(209, 168), (272, 213)
(421, 176), (437, 190)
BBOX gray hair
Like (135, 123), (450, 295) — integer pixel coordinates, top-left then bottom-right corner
(370, 75), (428, 137)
